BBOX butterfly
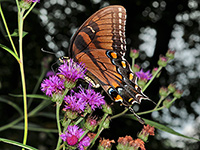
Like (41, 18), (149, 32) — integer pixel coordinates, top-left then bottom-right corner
(67, 5), (150, 124)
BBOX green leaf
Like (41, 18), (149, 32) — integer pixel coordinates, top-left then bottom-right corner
(0, 97), (23, 116)
(9, 94), (50, 100)
(124, 114), (200, 141)
(0, 43), (19, 61)
(9, 29), (28, 38)
(0, 138), (38, 150)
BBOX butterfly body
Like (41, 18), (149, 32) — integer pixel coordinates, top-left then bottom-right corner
(68, 5), (149, 123)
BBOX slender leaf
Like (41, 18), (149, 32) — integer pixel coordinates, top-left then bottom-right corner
(9, 94), (50, 100)
(0, 97), (23, 116)
(124, 114), (200, 141)
(0, 138), (38, 150)
(11, 122), (57, 133)
(8, 29), (28, 38)
(0, 43), (19, 61)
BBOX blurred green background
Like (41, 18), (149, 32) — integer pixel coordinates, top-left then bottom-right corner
(0, 0), (200, 149)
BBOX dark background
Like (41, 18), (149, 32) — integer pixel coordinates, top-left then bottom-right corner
(0, 0), (200, 149)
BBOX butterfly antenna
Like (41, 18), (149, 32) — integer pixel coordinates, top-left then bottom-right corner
(41, 48), (56, 55)
(128, 106), (145, 124)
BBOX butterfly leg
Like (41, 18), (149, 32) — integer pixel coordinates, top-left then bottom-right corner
(128, 106), (145, 124)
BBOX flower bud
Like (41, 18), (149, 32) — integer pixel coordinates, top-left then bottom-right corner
(84, 117), (98, 131)
(168, 83), (176, 93)
(102, 103), (112, 115)
(151, 67), (161, 78)
(173, 89), (183, 99)
(163, 98), (172, 108)
(132, 64), (140, 73)
(19, 0), (31, 10)
(166, 49), (175, 60)
(130, 48), (139, 59)
(158, 55), (168, 67)
(159, 87), (168, 97)
(102, 117), (110, 129)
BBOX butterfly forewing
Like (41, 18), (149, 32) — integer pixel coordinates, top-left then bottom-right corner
(69, 5), (127, 58)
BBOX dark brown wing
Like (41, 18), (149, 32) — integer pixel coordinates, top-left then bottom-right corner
(75, 49), (149, 106)
(68, 5), (150, 123)
(68, 5), (126, 58)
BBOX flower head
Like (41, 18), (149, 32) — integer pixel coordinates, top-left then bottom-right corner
(41, 75), (64, 97)
(129, 138), (146, 150)
(75, 86), (105, 111)
(135, 69), (152, 82)
(138, 124), (155, 142)
(117, 136), (146, 150)
(61, 125), (90, 150)
(57, 59), (86, 84)
(98, 138), (115, 150)
(63, 95), (86, 113)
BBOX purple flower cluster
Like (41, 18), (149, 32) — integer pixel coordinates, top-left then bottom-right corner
(75, 87), (105, 110)
(57, 59), (86, 83)
(60, 125), (90, 150)
(41, 59), (86, 97)
(135, 69), (152, 81)
(63, 95), (86, 113)
(41, 75), (64, 96)
(63, 86), (105, 112)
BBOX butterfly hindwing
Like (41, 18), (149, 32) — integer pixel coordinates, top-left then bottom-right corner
(75, 49), (149, 106)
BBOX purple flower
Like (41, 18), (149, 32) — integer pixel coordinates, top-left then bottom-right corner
(46, 71), (55, 77)
(75, 86), (105, 110)
(24, 0), (40, 2)
(61, 125), (90, 150)
(57, 59), (86, 83)
(63, 95), (86, 113)
(135, 69), (152, 81)
(41, 75), (64, 96)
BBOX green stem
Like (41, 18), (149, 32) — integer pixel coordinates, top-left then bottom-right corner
(23, 2), (37, 20)
(0, 4), (18, 57)
(55, 102), (62, 150)
(89, 113), (108, 148)
(142, 66), (162, 92)
(154, 96), (165, 110)
(18, 8), (28, 149)
(55, 88), (70, 150)
(137, 106), (165, 115)
(131, 58), (135, 70)
(110, 107), (129, 120)
(79, 129), (89, 142)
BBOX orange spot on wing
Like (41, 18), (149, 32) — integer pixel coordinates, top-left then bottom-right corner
(110, 52), (117, 59)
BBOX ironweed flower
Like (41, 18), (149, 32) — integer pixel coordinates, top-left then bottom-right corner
(61, 125), (90, 150)
(135, 69), (152, 82)
(41, 75), (64, 97)
(63, 95), (86, 113)
(75, 86), (105, 111)
(57, 59), (86, 85)
(129, 138), (146, 150)
(138, 124), (155, 142)
(98, 138), (115, 150)
(117, 136), (145, 150)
